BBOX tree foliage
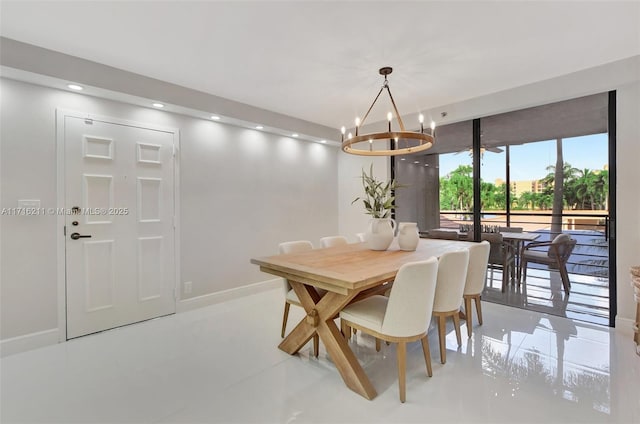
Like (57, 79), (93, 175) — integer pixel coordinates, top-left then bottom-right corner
(439, 163), (608, 212)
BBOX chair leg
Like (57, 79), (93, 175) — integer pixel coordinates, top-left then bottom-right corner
(474, 296), (483, 325)
(420, 336), (433, 377)
(313, 334), (319, 358)
(281, 302), (290, 338)
(344, 324), (352, 340)
(464, 297), (473, 338)
(437, 315), (447, 364)
(397, 341), (407, 403)
(490, 266), (495, 287)
(558, 261), (571, 294)
(452, 311), (462, 346)
(501, 264), (507, 293)
(375, 338), (381, 352)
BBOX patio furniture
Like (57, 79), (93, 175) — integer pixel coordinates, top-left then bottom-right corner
(425, 229), (459, 240)
(482, 233), (516, 292)
(519, 233), (577, 295)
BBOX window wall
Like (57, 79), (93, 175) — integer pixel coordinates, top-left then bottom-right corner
(393, 92), (613, 326)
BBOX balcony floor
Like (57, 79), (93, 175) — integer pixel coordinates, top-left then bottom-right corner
(482, 267), (610, 327)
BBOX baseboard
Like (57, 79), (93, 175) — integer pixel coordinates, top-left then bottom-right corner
(0, 328), (59, 357)
(1, 280), (282, 356)
(615, 316), (635, 337)
(177, 278), (282, 313)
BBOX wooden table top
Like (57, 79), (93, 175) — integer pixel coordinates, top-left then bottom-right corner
(251, 238), (475, 294)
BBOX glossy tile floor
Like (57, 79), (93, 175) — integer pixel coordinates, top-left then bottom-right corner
(2, 288), (639, 423)
(483, 267), (610, 326)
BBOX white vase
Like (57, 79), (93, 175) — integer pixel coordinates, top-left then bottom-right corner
(367, 218), (396, 251)
(398, 222), (419, 251)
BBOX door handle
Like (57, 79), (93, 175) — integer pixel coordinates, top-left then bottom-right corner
(70, 232), (92, 240)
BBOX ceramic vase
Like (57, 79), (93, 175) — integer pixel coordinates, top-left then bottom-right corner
(398, 222), (419, 251)
(367, 218), (396, 251)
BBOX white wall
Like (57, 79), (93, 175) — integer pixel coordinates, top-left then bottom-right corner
(338, 56), (640, 327)
(0, 78), (339, 341)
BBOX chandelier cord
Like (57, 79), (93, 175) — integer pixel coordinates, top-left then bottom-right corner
(358, 77), (407, 134)
(359, 85), (385, 129)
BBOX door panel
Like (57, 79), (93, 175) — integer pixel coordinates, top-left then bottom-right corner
(65, 116), (175, 339)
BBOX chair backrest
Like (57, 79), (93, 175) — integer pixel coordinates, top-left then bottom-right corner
(548, 233), (575, 261)
(278, 240), (313, 294)
(355, 232), (367, 243)
(463, 241), (491, 296)
(499, 226), (523, 233)
(427, 230), (459, 240)
(320, 236), (348, 248)
(481, 232), (505, 263)
(381, 258), (439, 337)
(433, 249), (470, 312)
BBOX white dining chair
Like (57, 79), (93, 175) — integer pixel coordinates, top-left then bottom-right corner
(462, 241), (491, 338)
(340, 257), (439, 403)
(320, 235), (348, 248)
(355, 232), (367, 243)
(278, 240), (322, 357)
(432, 249), (470, 364)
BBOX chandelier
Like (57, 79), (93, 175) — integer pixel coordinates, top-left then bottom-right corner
(341, 67), (436, 156)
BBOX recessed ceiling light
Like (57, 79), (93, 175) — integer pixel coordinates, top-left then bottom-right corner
(292, 133), (299, 137)
(67, 84), (83, 91)
(320, 140), (327, 144)
(152, 103), (164, 108)
(211, 115), (220, 120)
(255, 125), (263, 130)
(400, 158), (406, 161)
(414, 161), (420, 164)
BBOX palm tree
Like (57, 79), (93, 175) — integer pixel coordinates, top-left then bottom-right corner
(550, 139), (564, 236)
(574, 168), (595, 209)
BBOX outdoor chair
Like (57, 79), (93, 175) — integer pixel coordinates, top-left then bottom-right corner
(519, 233), (577, 295)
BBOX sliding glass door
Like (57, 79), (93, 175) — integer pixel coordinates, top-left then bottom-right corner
(393, 92), (615, 326)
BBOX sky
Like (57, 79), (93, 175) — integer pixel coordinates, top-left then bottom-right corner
(438, 133), (609, 183)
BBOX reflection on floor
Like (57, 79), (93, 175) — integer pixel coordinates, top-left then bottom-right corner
(2, 288), (638, 423)
(483, 267), (609, 326)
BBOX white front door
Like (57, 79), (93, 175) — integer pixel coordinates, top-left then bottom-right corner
(64, 115), (176, 339)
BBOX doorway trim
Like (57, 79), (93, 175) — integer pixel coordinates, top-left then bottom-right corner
(55, 108), (181, 342)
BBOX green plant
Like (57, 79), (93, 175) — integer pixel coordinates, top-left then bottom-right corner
(351, 164), (399, 218)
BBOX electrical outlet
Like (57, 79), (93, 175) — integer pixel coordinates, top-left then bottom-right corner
(184, 281), (192, 294)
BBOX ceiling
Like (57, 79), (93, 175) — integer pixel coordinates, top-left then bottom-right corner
(1, 1), (638, 130)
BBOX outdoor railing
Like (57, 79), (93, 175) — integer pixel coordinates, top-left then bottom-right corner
(439, 211), (609, 278)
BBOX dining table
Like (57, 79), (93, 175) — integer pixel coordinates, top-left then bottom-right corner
(250, 238), (476, 400)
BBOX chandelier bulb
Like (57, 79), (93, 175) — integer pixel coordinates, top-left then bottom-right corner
(387, 112), (392, 122)
(348, 132), (352, 139)
(341, 126), (345, 135)
(419, 114), (424, 124)
(431, 121), (436, 131)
